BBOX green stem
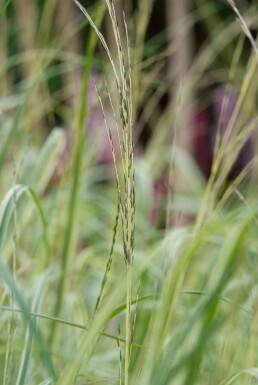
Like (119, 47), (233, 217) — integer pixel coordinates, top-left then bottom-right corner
(125, 263), (132, 385)
(49, 26), (97, 346)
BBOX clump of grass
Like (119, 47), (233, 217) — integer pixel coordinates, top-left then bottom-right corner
(1, 1), (258, 385)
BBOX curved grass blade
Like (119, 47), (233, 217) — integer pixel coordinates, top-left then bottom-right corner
(15, 267), (54, 385)
(0, 185), (27, 252)
(0, 261), (56, 378)
(31, 127), (66, 194)
(0, 304), (143, 348)
(0, 184), (50, 257)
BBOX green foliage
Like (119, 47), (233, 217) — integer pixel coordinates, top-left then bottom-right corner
(0, 0), (258, 384)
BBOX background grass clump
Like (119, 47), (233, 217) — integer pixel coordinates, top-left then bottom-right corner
(1, 0), (258, 384)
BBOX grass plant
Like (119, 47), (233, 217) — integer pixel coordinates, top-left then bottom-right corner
(1, 1), (258, 385)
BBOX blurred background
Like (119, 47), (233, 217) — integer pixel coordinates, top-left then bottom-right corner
(1, 1), (258, 383)
(1, 0), (258, 270)
(1, 0), (257, 218)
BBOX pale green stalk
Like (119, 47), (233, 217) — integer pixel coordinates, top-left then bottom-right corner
(49, 17), (100, 344)
(125, 264), (132, 385)
(74, 3), (135, 384)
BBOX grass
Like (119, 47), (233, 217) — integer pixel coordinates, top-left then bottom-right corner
(1, 0), (258, 384)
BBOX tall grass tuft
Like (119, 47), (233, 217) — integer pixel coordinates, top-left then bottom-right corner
(74, 1), (135, 383)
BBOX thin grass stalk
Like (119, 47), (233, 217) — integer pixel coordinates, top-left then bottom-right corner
(226, 0), (258, 59)
(49, 23), (99, 345)
(216, 161), (254, 210)
(94, 201), (120, 314)
(74, 3), (135, 383)
(132, 0), (154, 114)
(125, 263), (132, 385)
(3, 169), (16, 384)
(36, 0), (58, 47)
(166, 0), (194, 226)
(91, 86), (121, 314)
(91, 77), (123, 315)
(13, 0), (36, 80)
(193, 31), (253, 232)
(55, 0), (80, 111)
(14, 0), (53, 133)
(165, 86), (181, 231)
(0, 303), (144, 347)
(199, 6), (258, 215)
(3, 273), (16, 384)
(130, 279), (140, 356)
(106, 4), (135, 382)
(0, 10), (9, 98)
(104, 78), (126, 175)
(117, 325), (123, 385)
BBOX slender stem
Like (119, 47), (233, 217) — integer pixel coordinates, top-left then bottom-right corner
(125, 263), (132, 385)
(49, 28), (96, 346)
